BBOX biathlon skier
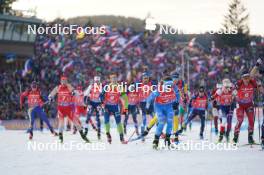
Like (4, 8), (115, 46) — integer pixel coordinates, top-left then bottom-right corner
(48, 75), (90, 143)
(20, 81), (57, 140)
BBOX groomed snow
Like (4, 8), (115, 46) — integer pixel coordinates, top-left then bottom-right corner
(0, 122), (263, 175)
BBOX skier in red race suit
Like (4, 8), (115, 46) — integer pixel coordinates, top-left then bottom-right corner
(20, 81), (57, 140)
(48, 75), (90, 143)
(232, 71), (261, 144)
(72, 85), (87, 134)
(213, 79), (236, 142)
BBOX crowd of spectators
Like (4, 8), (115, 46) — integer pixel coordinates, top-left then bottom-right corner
(0, 22), (263, 120)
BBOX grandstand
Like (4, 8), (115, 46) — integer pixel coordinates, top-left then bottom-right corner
(0, 14), (42, 69)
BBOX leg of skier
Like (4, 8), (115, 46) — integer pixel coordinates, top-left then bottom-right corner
(226, 110), (233, 142)
(40, 118), (43, 132)
(113, 109), (126, 143)
(85, 105), (95, 136)
(104, 105), (112, 144)
(57, 110), (65, 143)
(165, 106), (174, 148)
(172, 102), (179, 143)
(37, 106), (57, 135)
(28, 107), (36, 140)
(69, 109), (90, 143)
(233, 106), (245, 144)
(153, 106), (165, 149)
(140, 102), (147, 136)
(131, 106), (139, 135)
(245, 106), (255, 144)
(199, 111), (206, 140)
(95, 108), (101, 139)
(212, 107), (219, 134)
(123, 110), (129, 135)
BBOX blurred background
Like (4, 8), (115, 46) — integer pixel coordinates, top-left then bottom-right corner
(0, 0), (263, 121)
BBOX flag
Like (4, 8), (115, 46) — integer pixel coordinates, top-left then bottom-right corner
(95, 37), (107, 46)
(117, 37), (127, 47)
(135, 47), (142, 56)
(91, 46), (101, 53)
(188, 38), (196, 47)
(208, 70), (218, 77)
(43, 40), (51, 48)
(62, 60), (74, 72)
(153, 52), (166, 64)
(108, 35), (119, 43)
(123, 34), (141, 48)
(54, 57), (63, 66)
(132, 59), (141, 69)
(50, 42), (62, 55)
(153, 32), (161, 44)
(22, 59), (33, 77)
(104, 53), (111, 61)
(5, 53), (16, 63)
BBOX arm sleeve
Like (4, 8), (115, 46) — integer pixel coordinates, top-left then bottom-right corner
(173, 85), (180, 103)
(20, 90), (29, 108)
(146, 90), (159, 107)
(84, 85), (92, 97)
(48, 86), (58, 99)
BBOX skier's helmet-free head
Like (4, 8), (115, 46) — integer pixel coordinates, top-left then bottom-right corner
(76, 85), (82, 91)
(216, 83), (222, 89)
(170, 71), (179, 82)
(31, 81), (38, 90)
(60, 75), (68, 85)
(222, 78), (232, 88)
(162, 76), (173, 85)
(142, 72), (150, 83)
(94, 76), (101, 83)
(199, 85), (205, 92)
(241, 70), (250, 83)
(109, 72), (117, 84)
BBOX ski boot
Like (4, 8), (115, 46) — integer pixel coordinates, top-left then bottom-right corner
(152, 135), (159, 149)
(179, 124), (186, 134)
(199, 133), (204, 140)
(123, 124), (127, 135)
(141, 126), (146, 142)
(66, 124), (71, 131)
(120, 133), (127, 144)
(165, 134), (171, 148)
(29, 130), (33, 140)
(160, 132), (166, 139)
(261, 138), (264, 150)
(51, 129), (58, 136)
(40, 126), (43, 132)
(79, 130), (90, 143)
(73, 126), (77, 135)
(248, 132), (255, 145)
(173, 134), (180, 144)
(189, 123), (192, 131)
(135, 127), (139, 136)
(225, 131), (230, 143)
(232, 133), (239, 145)
(106, 132), (112, 144)
(218, 131), (224, 143)
(142, 127), (150, 137)
(97, 130), (101, 140)
(59, 132), (63, 143)
(84, 128), (88, 136)
(215, 128), (219, 135)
